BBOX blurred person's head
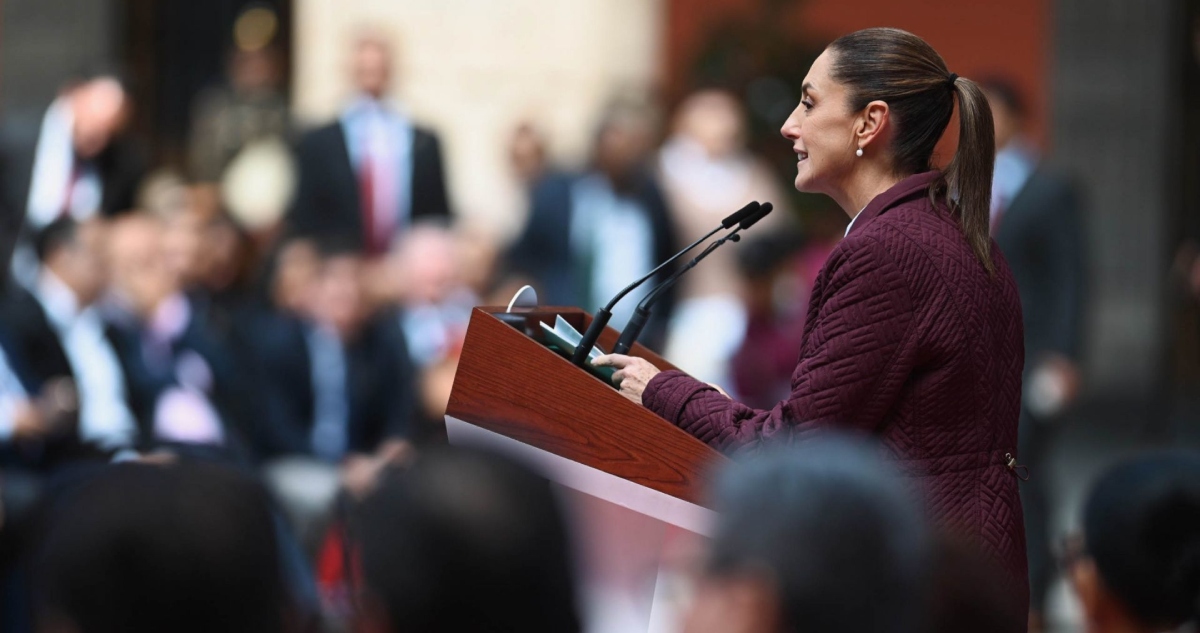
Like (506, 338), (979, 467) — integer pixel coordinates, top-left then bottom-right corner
(736, 229), (804, 316)
(508, 122), (548, 187)
(352, 32), (393, 100)
(684, 437), (929, 633)
(673, 89), (746, 158)
(354, 446), (580, 633)
(780, 27), (996, 274)
(65, 73), (130, 160)
(977, 76), (1028, 152)
(1067, 451), (1200, 633)
(305, 237), (367, 339)
(268, 237), (318, 314)
(229, 47), (282, 96)
(35, 461), (285, 633)
(592, 98), (658, 188)
(389, 223), (461, 307)
(36, 218), (110, 306)
(106, 214), (176, 319)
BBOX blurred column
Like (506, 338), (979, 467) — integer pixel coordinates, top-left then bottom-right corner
(0, 0), (117, 115)
(1049, 0), (1176, 399)
(290, 0), (665, 239)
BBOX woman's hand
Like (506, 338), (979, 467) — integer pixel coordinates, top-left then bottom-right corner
(592, 354), (661, 405)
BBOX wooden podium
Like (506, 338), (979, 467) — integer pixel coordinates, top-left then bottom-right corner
(446, 306), (726, 632)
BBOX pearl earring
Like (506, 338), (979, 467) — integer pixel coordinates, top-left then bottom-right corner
(856, 148), (864, 157)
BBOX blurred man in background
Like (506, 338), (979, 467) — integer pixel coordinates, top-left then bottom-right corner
(254, 237), (417, 547)
(982, 76), (1087, 632)
(0, 219), (137, 466)
(508, 99), (679, 345)
(289, 33), (452, 257)
(0, 72), (145, 282)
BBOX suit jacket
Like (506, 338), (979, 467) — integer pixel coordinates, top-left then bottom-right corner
(643, 172), (1029, 624)
(288, 120), (451, 250)
(507, 169), (680, 349)
(993, 168), (1085, 363)
(250, 311), (418, 460)
(0, 284), (116, 466)
(0, 110), (145, 276)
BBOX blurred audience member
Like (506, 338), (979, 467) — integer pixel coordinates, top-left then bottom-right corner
(925, 535), (1028, 633)
(508, 99), (679, 344)
(102, 213), (250, 456)
(0, 72), (145, 281)
(508, 121), (549, 193)
(683, 438), (929, 633)
(354, 446), (581, 633)
(729, 229), (806, 409)
(188, 46), (289, 183)
(657, 89), (793, 386)
(255, 238), (417, 547)
(0, 219), (136, 464)
(387, 224), (474, 422)
(289, 32), (451, 257)
(1065, 451), (1200, 633)
(35, 462), (287, 633)
(981, 75), (1087, 631)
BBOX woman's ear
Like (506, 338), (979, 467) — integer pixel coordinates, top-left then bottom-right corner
(855, 100), (890, 153)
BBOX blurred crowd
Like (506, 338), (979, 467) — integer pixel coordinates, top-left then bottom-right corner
(0, 12), (1194, 633)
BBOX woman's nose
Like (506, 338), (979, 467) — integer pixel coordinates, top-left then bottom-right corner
(780, 109), (801, 140)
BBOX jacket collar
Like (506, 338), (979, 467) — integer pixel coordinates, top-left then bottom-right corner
(846, 171), (943, 238)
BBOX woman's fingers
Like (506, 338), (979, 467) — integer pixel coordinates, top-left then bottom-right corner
(611, 368), (626, 388)
(592, 354), (631, 368)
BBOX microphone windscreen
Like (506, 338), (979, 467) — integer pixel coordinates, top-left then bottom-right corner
(721, 201), (761, 229)
(740, 202), (774, 230)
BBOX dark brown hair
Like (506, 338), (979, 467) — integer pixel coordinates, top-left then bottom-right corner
(828, 27), (996, 274)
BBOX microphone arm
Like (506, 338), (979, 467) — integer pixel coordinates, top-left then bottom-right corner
(610, 202), (774, 355)
(570, 201), (761, 366)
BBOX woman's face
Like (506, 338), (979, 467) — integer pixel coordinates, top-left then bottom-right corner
(780, 49), (861, 198)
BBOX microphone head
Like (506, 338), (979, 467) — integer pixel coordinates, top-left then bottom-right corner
(739, 202), (774, 230)
(721, 201), (761, 229)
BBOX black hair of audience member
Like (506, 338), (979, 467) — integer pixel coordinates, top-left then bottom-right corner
(313, 232), (366, 262)
(924, 535), (1026, 633)
(974, 75), (1027, 118)
(34, 217), (79, 264)
(35, 462), (286, 633)
(736, 229), (806, 280)
(706, 437), (929, 633)
(354, 446), (581, 633)
(1082, 451), (1200, 629)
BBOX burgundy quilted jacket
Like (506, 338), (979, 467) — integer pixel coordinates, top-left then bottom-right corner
(644, 171), (1029, 615)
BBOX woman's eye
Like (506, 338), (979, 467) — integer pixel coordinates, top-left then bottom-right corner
(802, 100), (814, 111)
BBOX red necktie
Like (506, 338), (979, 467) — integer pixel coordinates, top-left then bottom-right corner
(358, 154), (382, 256)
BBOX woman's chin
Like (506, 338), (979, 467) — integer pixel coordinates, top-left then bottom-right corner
(793, 170), (817, 193)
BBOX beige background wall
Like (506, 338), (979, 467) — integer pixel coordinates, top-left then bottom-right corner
(292, 0), (665, 239)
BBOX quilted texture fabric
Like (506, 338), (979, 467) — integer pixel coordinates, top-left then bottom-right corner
(644, 171), (1029, 620)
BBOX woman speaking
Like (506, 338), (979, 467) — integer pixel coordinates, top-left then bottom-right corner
(596, 27), (1029, 617)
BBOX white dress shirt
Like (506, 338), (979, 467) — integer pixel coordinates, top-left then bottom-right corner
(33, 272), (136, 450)
(340, 97), (415, 246)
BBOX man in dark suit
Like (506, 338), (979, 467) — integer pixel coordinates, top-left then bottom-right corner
(0, 218), (138, 467)
(253, 238), (418, 547)
(982, 77), (1087, 632)
(507, 101), (680, 350)
(288, 34), (451, 256)
(0, 72), (146, 281)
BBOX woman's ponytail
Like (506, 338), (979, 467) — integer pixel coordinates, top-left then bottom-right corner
(944, 77), (997, 275)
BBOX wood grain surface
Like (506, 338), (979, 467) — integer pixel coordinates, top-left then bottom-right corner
(447, 307), (725, 507)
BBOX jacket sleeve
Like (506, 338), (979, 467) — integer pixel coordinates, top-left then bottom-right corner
(1039, 180), (1086, 360)
(643, 235), (919, 453)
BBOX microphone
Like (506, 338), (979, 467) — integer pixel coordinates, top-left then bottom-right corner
(570, 201), (761, 367)
(610, 202), (774, 355)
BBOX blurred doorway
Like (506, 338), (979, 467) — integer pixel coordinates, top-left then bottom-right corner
(119, 0), (293, 169)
